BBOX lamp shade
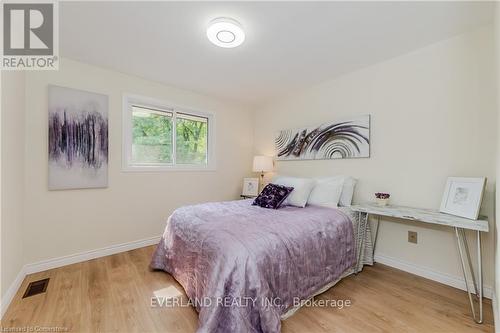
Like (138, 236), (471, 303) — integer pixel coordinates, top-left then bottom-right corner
(252, 155), (273, 173)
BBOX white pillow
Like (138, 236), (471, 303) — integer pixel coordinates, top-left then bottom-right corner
(339, 176), (357, 206)
(313, 176), (357, 207)
(272, 176), (315, 208)
(308, 177), (344, 208)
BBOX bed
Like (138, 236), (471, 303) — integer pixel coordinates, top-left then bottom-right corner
(150, 199), (373, 333)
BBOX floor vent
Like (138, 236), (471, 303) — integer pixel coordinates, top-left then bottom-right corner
(22, 278), (49, 298)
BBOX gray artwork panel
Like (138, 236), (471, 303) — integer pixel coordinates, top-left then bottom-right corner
(48, 85), (108, 190)
(275, 115), (370, 160)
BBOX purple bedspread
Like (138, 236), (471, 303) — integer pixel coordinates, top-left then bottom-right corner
(151, 199), (356, 333)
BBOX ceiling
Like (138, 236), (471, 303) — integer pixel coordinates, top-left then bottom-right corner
(60, 1), (493, 107)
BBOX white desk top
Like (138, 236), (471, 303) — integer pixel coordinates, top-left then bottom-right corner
(351, 203), (489, 232)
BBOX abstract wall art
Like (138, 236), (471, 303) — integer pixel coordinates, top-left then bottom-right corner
(48, 85), (108, 190)
(275, 115), (370, 161)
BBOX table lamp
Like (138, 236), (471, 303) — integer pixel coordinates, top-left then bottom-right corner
(252, 155), (273, 191)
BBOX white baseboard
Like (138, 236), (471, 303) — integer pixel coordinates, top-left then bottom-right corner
(1, 235), (161, 318)
(24, 235), (161, 274)
(1, 267), (27, 318)
(375, 253), (494, 299)
(493, 292), (499, 333)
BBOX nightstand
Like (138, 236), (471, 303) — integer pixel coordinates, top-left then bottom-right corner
(240, 195), (256, 199)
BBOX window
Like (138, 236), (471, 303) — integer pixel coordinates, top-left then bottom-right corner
(123, 95), (215, 171)
(132, 106), (173, 164)
(175, 113), (208, 164)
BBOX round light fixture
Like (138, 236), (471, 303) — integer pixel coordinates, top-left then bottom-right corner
(207, 17), (245, 48)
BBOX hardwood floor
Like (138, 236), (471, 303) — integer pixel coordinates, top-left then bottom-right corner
(1, 245), (494, 332)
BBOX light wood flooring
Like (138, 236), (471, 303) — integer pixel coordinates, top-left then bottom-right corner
(1, 245), (495, 332)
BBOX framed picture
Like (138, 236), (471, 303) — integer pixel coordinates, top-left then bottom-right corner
(242, 178), (259, 197)
(439, 177), (486, 220)
(275, 115), (370, 161)
(48, 85), (109, 190)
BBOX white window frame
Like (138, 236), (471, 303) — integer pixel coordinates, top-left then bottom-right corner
(122, 94), (216, 172)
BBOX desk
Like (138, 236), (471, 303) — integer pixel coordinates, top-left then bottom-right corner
(351, 203), (488, 324)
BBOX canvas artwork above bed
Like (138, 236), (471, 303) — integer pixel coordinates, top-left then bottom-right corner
(275, 115), (370, 160)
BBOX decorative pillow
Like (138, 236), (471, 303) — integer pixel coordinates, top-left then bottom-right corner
(252, 183), (294, 209)
(272, 176), (316, 208)
(308, 177), (344, 208)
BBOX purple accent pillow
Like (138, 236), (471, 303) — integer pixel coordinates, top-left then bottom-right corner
(252, 183), (294, 209)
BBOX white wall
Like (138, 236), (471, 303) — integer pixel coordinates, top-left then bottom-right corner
(494, 2), (500, 321)
(22, 58), (254, 264)
(1, 72), (26, 299)
(254, 26), (496, 291)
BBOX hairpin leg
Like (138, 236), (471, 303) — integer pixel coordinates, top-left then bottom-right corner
(460, 228), (478, 296)
(372, 215), (380, 258)
(455, 227), (483, 324)
(476, 229), (483, 324)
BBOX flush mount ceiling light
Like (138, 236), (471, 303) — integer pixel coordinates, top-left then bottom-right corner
(207, 17), (245, 48)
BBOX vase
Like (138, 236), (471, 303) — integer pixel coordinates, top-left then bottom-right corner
(375, 198), (389, 206)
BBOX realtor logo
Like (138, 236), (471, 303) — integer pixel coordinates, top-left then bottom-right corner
(1, 1), (58, 70)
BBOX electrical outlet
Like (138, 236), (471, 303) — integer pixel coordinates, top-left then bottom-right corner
(408, 231), (417, 244)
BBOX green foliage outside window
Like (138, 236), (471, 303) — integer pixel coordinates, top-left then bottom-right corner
(131, 106), (208, 165)
(176, 116), (207, 164)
